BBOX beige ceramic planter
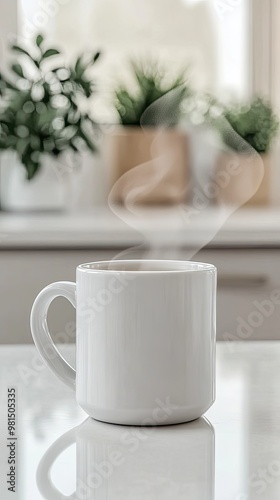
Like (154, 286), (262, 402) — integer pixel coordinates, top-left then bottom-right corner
(103, 127), (189, 204)
(215, 152), (270, 207)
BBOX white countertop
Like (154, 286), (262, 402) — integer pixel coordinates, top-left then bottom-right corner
(0, 342), (280, 499)
(0, 206), (280, 249)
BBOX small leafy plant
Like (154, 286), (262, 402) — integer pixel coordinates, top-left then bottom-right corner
(221, 97), (279, 154)
(114, 60), (190, 127)
(0, 34), (100, 180)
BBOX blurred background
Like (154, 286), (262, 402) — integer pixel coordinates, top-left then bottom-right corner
(1, 0), (280, 344)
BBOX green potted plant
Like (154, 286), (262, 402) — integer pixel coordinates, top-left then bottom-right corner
(104, 60), (191, 204)
(0, 34), (100, 211)
(216, 97), (279, 206)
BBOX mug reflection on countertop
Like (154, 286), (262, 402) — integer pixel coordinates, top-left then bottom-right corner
(37, 416), (215, 500)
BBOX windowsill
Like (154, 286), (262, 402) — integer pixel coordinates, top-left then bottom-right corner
(0, 206), (279, 249)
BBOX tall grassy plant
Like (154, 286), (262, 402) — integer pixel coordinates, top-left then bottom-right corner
(114, 61), (190, 127)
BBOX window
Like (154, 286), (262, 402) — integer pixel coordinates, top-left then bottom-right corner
(19, 0), (250, 101)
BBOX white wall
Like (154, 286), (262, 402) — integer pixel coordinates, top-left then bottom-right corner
(0, 0), (17, 66)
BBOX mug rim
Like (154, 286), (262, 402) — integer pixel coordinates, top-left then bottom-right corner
(77, 259), (217, 274)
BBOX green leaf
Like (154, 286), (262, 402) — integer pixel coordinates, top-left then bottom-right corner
(11, 45), (31, 58)
(43, 138), (55, 153)
(12, 63), (24, 78)
(92, 52), (101, 63)
(23, 157), (41, 180)
(36, 34), (44, 47)
(79, 126), (96, 151)
(15, 138), (29, 156)
(69, 139), (79, 152)
(79, 79), (91, 98)
(74, 56), (87, 80)
(54, 68), (70, 82)
(41, 49), (60, 60)
(12, 44), (40, 70)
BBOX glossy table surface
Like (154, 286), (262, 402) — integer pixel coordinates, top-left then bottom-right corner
(0, 342), (279, 500)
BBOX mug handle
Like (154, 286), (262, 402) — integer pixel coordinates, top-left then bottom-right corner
(37, 425), (77, 500)
(30, 281), (76, 391)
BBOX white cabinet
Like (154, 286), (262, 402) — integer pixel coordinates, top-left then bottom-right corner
(199, 249), (280, 342)
(1, 248), (280, 343)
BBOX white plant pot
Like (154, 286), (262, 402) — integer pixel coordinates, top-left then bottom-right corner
(0, 152), (68, 212)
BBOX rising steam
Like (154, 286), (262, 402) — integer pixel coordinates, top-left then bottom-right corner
(106, 88), (264, 263)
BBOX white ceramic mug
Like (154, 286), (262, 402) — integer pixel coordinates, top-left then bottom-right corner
(30, 260), (216, 425)
(37, 416), (214, 500)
